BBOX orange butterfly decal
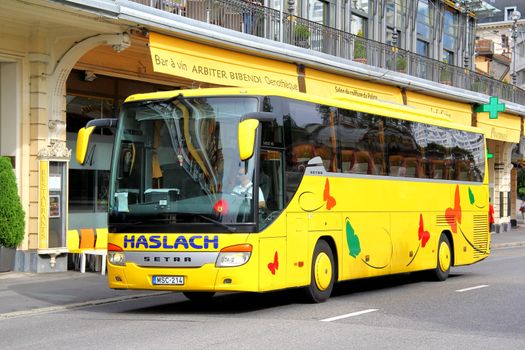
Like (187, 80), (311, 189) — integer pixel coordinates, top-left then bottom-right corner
(445, 185), (462, 234)
(268, 251), (279, 275)
(323, 178), (336, 210)
(418, 214), (430, 248)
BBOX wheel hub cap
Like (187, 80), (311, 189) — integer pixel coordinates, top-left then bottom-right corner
(314, 252), (332, 291)
(438, 241), (451, 272)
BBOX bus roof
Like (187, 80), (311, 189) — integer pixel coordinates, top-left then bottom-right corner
(124, 87), (483, 135)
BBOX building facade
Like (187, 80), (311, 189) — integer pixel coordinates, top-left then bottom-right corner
(0, 0), (523, 272)
(476, 0), (524, 88)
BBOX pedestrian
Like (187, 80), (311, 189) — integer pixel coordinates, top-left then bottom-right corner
(489, 198), (495, 233)
(520, 199), (525, 220)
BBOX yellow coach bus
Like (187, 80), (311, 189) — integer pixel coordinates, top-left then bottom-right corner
(76, 87), (490, 302)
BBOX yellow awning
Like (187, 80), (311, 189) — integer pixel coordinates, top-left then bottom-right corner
(405, 91), (472, 125)
(149, 32), (299, 91)
(304, 68), (403, 104)
(477, 111), (521, 142)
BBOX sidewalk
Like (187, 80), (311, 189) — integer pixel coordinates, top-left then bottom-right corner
(490, 223), (525, 249)
(1, 227), (524, 318)
(0, 271), (163, 318)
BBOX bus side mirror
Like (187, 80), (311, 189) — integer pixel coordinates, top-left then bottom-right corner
(76, 118), (118, 165)
(238, 119), (259, 161)
(76, 126), (96, 165)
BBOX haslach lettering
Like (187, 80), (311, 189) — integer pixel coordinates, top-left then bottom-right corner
(123, 235), (219, 250)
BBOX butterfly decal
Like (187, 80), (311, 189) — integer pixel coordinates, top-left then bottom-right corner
(323, 178), (336, 210)
(345, 218), (361, 258)
(445, 185), (462, 234)
(418, 214), (430, 248)
(468, 188), (475, 205)
(268, 251), (279, 275)
(468, 187), (486, 209)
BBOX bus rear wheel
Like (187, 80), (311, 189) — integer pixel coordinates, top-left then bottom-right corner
(183, 292), (215, 301)
(304, 240), (335, 303)
(432, 234), (451, 281)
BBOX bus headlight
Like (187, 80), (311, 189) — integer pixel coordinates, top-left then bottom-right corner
(108, 251), (126, 266)
(108, 243), (126, 266)
(216, 244), (252, 267)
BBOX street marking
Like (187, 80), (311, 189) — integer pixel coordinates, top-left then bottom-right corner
(456, 285), (489, 293)
(320, 309), (379, 322)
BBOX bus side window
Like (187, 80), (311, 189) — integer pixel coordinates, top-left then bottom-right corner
(314, 146), (335, 172)
(290, 143), (316, 171)
(404, 157), (424, 178)
(389, 155), (405, 176)
(341, 150), (356, 173)
(455, 160), (471, 181)
(353, 151), (375, 175)
(428, 159), (444, 179)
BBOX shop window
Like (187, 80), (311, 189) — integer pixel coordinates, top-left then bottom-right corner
(69, 169), (109, 212)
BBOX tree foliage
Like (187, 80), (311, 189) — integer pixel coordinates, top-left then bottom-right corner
(0, 157), (25, 248)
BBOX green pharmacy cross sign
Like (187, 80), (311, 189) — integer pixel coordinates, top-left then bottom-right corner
(475, 96), (505, 119)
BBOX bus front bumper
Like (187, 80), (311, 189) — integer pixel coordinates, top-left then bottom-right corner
(107, 262), (259, 292)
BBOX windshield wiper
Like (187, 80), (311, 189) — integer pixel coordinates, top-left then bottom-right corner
(197, 214), (237, 233)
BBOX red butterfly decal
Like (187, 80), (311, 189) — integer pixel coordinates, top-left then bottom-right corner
(418, 214), (430, 248)
(268, 251), (279, 275)
(445, 185), (462, 234)
(323, 178), (336, 210)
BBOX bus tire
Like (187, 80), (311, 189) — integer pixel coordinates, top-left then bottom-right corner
(304, 240), (335, 303)
(432, 234), (452, 281)
(183, 292), (215, 301)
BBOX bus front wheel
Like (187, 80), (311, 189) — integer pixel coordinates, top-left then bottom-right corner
(432, 234), (451, 281)
(304, 240), (335, 303)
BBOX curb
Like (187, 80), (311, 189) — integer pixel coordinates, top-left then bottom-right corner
(491, 241), (525, 249)
(0, 291), (169, 320)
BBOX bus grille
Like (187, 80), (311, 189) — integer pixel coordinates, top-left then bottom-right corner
(435, 214), (489, 259)
(472, 215), (489, 259)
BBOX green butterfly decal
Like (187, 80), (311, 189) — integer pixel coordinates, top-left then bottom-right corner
(468, 187), (475, 205)
(345, 218), (361, 258)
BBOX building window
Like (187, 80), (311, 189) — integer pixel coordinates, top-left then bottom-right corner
(443, 50), (454, 65)
(385, 0), (406, 47)
(352, 0), (369, 12)
(504, 6), (517, 21)
(417, 0), (432, 39)
(417, 39), (429, 56)
(349, 0), (369, 36)
(351, 15), (367, 36)
(443, 10), (458, 63)
(502, 34), (509, 50)
(416, 0), (433, 57)
(308, 0), (335, 26)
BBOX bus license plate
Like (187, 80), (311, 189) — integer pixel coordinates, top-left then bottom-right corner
(153, 276), (185, 285)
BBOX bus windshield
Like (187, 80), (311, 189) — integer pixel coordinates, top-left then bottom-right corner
(109, 96), (260, 229)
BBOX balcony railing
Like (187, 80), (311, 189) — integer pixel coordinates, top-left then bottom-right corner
(131, 0), (525, 104)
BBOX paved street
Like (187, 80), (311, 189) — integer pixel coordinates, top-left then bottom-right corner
(1, 231), (525, 349)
